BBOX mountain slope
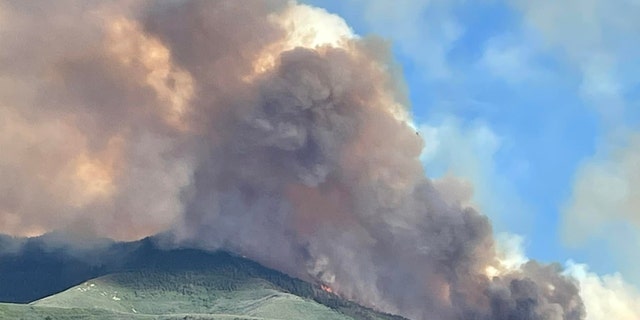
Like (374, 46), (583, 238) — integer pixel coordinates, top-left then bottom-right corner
(0, 235), (406, 320)
(1, 271), (352, 320)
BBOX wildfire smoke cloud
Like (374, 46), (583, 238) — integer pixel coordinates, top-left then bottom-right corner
(0, 1), (584, 319)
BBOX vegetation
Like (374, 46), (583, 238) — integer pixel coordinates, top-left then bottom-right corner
(0, 236), (405, 320)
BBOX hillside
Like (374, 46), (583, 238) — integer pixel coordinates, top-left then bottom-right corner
(1, 271), (352, 319)
(0, 235), (405, 320)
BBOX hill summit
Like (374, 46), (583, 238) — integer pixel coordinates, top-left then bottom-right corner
(0, 235), (405, 320)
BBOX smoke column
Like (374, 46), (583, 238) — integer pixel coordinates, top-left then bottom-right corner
(0, 1), (585, 319)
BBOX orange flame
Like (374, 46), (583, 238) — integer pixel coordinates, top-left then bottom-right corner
(321, 284), (334, 294)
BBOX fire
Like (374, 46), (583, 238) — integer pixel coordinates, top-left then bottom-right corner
(321, 284), (334, 294)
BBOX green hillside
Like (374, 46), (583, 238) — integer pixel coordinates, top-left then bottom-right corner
(31, 271), (352, 319)
(1, 271), (352, 319)
(0, 241), (403, 320)
(0, 236), (406, 320)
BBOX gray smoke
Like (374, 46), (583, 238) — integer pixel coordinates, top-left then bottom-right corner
(0, 1), (584, 319)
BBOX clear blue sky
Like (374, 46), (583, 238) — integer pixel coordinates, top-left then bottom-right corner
(304, 0), (640, 285)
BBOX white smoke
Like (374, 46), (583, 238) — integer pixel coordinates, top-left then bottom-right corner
(565, 262), (640, 320)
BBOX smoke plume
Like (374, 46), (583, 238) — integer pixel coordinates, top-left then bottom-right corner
(0, 1), (584, 319)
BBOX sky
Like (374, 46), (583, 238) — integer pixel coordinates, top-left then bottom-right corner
(302, 0), (640, 288)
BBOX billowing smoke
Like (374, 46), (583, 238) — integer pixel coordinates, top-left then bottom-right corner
(0, 1), (585, 319)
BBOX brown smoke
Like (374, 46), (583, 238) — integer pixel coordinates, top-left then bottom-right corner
(0, 1), (584, 319)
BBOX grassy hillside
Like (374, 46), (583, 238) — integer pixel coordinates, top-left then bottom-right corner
(0, 236), (406, 320)
(0, 270), (389, 320)
(0, 271), (352, 320)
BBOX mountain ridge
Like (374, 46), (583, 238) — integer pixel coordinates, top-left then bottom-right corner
(0, 234), (406, 320)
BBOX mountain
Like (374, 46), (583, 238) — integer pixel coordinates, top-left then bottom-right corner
(1, 270), (361, 319)
(0, 235), (406, 320)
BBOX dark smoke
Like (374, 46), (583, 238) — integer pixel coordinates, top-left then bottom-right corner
(0, 1), (584, 319)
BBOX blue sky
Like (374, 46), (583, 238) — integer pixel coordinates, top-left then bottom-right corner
(303, 0), (640, 286)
